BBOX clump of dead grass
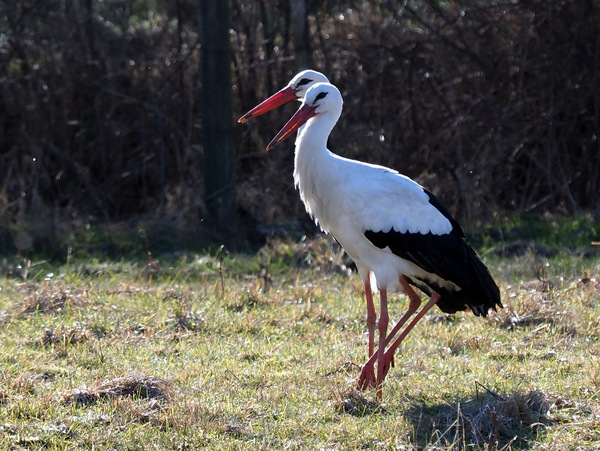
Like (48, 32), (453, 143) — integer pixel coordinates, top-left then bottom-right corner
(14, 284), (88, 317)
(421, 389), (552, 448)
(335, 389), (386, 417)
(38, 324), (91, 347)
(469, 389), (550, 444)
(58, 374), (175, 407)
(0, 371), (42, 397)
(223, 291), (271, 313)
(496, 279), (577, 335)
(18, 290), (70, 315)
(164, 294), (207, 332)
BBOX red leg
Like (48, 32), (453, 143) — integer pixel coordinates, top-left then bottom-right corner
(357, 277), (421, 390)
(383, 277), (422, 362)
(379, 292), (440, 382)
(364, 276), (376, 358)
(375, 288), (389, 399)
(357, 286), (385, 391)
(356, 275), (378, 389)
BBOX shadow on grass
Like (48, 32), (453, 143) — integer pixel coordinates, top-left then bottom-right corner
(404, 388), (551, 449)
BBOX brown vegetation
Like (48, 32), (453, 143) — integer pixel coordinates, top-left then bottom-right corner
(1, 0), (599, 251)
(59, 374), (174, 407)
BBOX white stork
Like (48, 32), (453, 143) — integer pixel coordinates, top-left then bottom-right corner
(240, 79), (502, 398)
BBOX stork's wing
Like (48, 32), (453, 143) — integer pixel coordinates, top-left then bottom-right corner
(365, 225), (501, 316)
(352, 168), (500, 316)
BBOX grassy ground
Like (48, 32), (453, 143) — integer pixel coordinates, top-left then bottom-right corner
(0, 229), (599, 449)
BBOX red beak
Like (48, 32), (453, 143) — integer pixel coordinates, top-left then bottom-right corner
(238, 86), (298, 123)
(266, 104), (317, 151)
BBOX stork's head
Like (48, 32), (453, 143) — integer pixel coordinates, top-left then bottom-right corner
(238, 70), (329, 123)
(266, 82), (343, 151)
(287, 70), (330, 100)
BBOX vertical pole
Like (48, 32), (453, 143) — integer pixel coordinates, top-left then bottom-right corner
(200, 0), (237, 230)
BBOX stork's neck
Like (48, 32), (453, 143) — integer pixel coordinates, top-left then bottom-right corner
(293, 107), (341, 173)
(293, 107), (342, 226)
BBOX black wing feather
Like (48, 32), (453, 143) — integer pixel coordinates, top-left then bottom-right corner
(365, 227), (501, 316)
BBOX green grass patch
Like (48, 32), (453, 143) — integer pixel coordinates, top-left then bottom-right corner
(0, 233), (599, 449)
(472, 213), (600, 255)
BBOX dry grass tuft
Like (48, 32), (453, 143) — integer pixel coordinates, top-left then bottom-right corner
(59, 375), (174, 407)
(469, 389), (551, 444)
(495, 279), (578, 336)
(13, 284), (89, 317)
(166, 296), (207, 332)
(336, 389), (385, 417)
(497, 308), (556, 330)
(18, 290), (70, 315)
(38, 324), (91, 347)
(0, 371), (41, 397)
(223, 292), (271, 313)
(422, 389), (552, 448)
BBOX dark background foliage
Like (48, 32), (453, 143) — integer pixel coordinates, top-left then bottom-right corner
(1, 0), (599, 253)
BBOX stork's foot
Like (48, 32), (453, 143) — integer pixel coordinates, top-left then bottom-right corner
(356, 360), (377, 390)
(357, 352), (396, 392)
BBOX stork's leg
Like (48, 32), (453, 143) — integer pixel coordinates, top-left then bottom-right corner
(378, 292), (441, 382)
(355, 275), (378, 388)
(382, 277), (423, 366)
(364, 277), (376, 358)
(357, 287), (387, 391)
(356, 277), (421, 390)
(376, 288), (389, 399)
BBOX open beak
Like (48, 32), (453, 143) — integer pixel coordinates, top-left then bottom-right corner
(266, 104), (317, 151)
(238, 86), (298, 123)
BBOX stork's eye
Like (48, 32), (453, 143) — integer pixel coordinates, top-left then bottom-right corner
(314, 92), (328, 102)
(296, 78), (311, 87)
